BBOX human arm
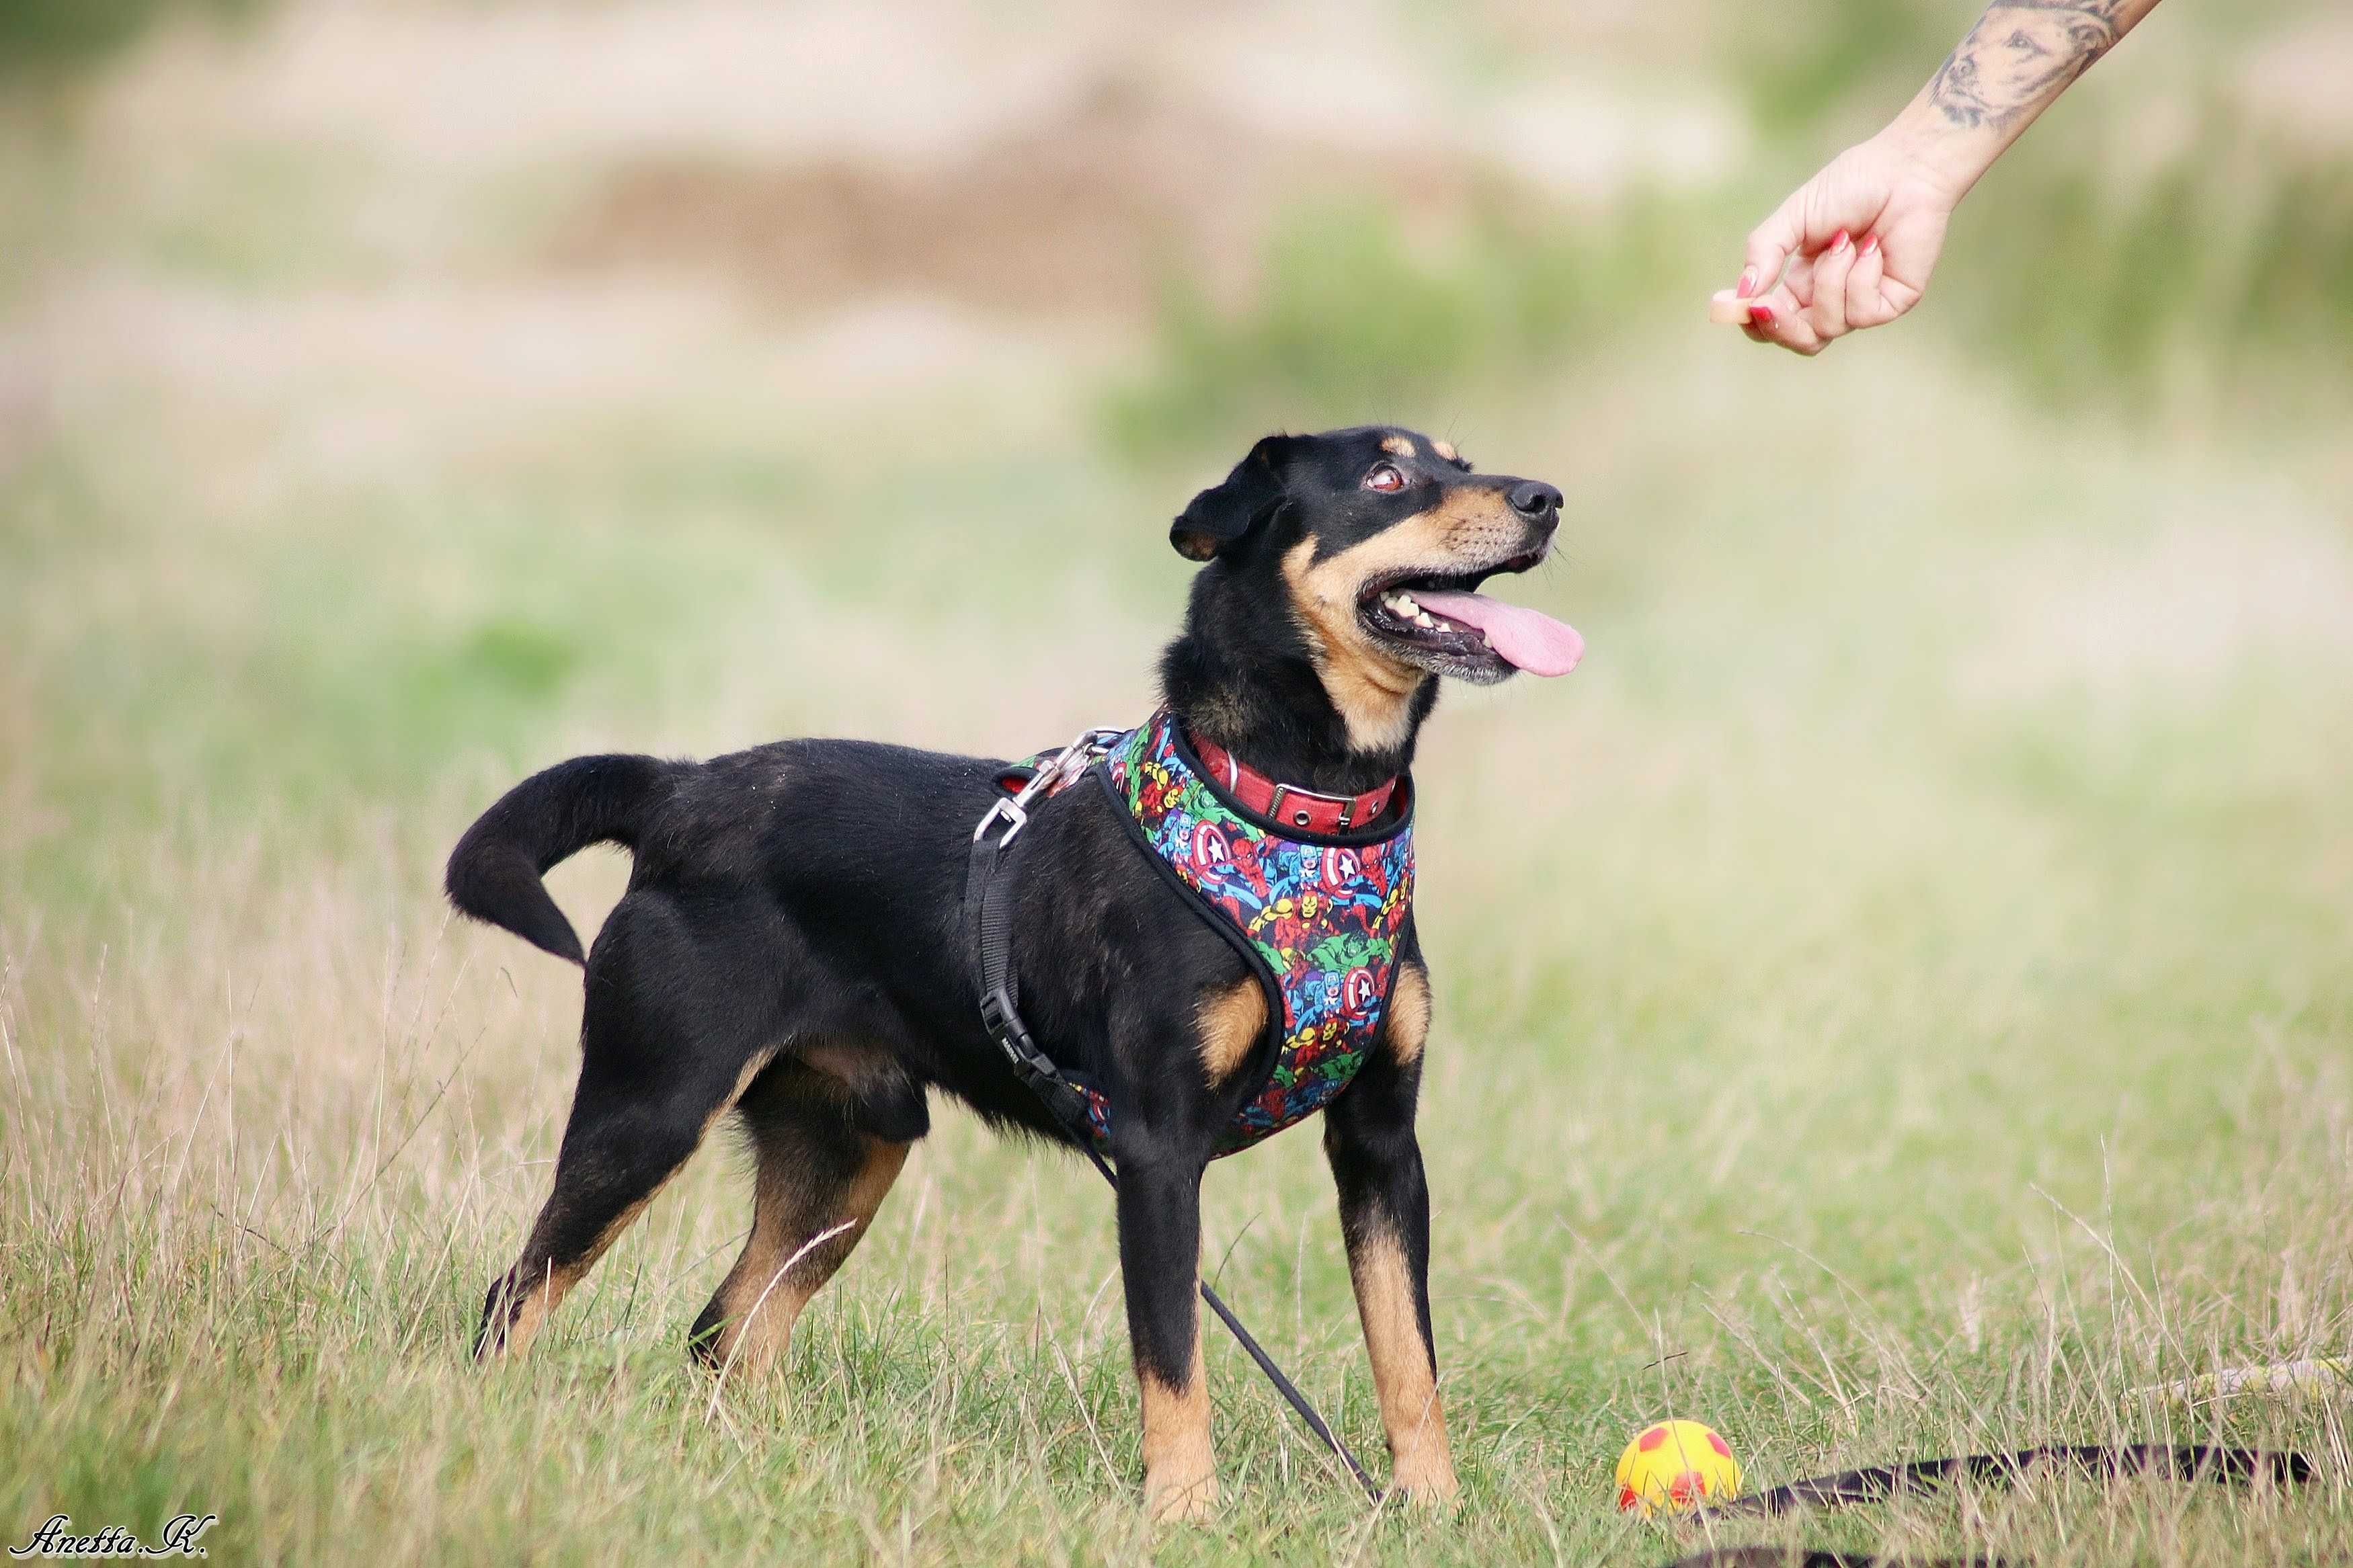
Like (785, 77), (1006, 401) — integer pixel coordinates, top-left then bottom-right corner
(1714, 0), (2164, 356)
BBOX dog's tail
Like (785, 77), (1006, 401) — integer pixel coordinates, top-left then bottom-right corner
(445, 753), (676, 966)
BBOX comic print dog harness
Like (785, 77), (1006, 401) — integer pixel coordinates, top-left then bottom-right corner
(995, 710), (1414, 1160)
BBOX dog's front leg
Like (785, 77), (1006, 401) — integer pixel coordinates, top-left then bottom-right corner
(1322, 964), (1460, 1504)
(1112, 1134), (1215, 1522)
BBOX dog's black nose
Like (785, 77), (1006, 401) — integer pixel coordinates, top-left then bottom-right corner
(1508, 481), (1562, 518)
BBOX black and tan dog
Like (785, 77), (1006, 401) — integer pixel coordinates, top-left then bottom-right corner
(447, 425), (1579, 1518)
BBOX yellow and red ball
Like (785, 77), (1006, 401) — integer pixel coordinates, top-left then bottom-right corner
(1613, 1419), (1742, 1514)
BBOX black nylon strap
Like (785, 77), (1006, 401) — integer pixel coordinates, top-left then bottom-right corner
(1694, 1442), (2311, 1521)
(964, 825), (1092, 1131)
(1664, 1443), (2311, 1568)
(964, 766), (1380, 1501)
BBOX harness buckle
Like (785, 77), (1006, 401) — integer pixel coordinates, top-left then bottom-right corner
(982, 985), (1087, 1126)
(972, 725), (1127, 845)
(971, 794), (1029, 846)
(978, 985), (1022, 1044)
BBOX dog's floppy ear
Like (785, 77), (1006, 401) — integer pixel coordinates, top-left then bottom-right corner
(1170, 434), (1299, 561)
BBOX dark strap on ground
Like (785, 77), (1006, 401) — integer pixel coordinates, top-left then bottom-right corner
(963, 791), (1382, 1501)
(1700, 1444), (2310, 1518)
(1663, 1444), (2312, 1568)
(1667, 1552), (2001, 1568)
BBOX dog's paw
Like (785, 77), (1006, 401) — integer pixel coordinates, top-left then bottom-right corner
(473, 1278), (543, 1364)
(1388, 1451), (1461, 1510)
(1142, 1469), (1219, 1525)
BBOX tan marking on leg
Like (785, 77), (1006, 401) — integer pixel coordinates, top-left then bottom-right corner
(1380, 434), (1418, 459)
(1386, 963), (1432, 1067)
(489, 1049), (779, 1363)
(495, 1260), (584, 1360)
(798, 1039), (893, 1091)
(493, 1181), (662, 1360)
(707, 1046), (782, 1134)
(1140, 1335), (1218, 1522)
(797, 1038), (921, 1120)
(705, 1136), (908, 1376)
(1347, 1229), (1458, 1503)
(1194, 976), (1267, 1085)
(1430, 439), (1458, 463)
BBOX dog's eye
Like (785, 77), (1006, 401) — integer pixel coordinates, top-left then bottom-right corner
(1364, 463), (1406, 493)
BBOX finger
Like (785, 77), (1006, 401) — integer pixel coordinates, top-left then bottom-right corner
(1867, 206), (1950, 322)
(1843, 232), (1890, 327)
(1806, 230), (1855, 340)
(1714, 252), (1806, 327)
(1742, 300), (1825, 357)
(1738, 196), (1806, 304)
(1747, 261), (1810, 338)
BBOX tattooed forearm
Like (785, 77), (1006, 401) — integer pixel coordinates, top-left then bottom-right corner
(1928, 1), (2126, 132)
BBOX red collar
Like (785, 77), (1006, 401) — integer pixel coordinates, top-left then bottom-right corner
(1187, 730), (1400, 834)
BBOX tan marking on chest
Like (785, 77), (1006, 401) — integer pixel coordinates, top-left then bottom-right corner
(1195, 976), (1269, 1083)
(1386, 962), (1432, 1066)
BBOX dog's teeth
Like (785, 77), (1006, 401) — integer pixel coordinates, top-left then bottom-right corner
(1416, 612), (1437, 629)
(1389, 593), (1420, 617)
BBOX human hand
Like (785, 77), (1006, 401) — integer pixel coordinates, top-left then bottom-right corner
(1710, 130), (1968, 356)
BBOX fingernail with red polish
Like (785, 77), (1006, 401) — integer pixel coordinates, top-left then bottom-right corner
(1736, 267), (1758, 299)
(1861, 233), (1880, 255)
(1749, 304), (1776, 327)
(1828, 229), (1851, 253)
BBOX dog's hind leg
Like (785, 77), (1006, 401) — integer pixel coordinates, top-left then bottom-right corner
(688, 1057), (912, 1379)
(475, 891), (783, 1363)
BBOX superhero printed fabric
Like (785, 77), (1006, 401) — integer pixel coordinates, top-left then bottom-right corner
(1081, 710), (1413, 1159)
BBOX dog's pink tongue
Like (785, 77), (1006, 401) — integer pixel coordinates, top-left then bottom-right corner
(1411, 590), (1585, 675)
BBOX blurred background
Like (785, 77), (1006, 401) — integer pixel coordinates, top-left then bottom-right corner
(3, 0), (2349, 895)
(2, 3), (2351, 1560)
(3, 0), (2350, 899)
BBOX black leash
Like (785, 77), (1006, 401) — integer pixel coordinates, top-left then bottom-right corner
(1697, 1442), (2311, 1519)
(963, 730), (1382, 1502)
(1663, 1443), (2313, 1568)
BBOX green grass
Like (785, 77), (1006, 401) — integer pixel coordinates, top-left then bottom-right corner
(5, 337), (2349, 1563)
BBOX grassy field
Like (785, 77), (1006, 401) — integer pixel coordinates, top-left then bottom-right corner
(5, 4), (2353, 1564)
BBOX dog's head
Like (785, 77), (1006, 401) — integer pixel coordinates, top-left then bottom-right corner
(1170, 427), (1580, 746)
